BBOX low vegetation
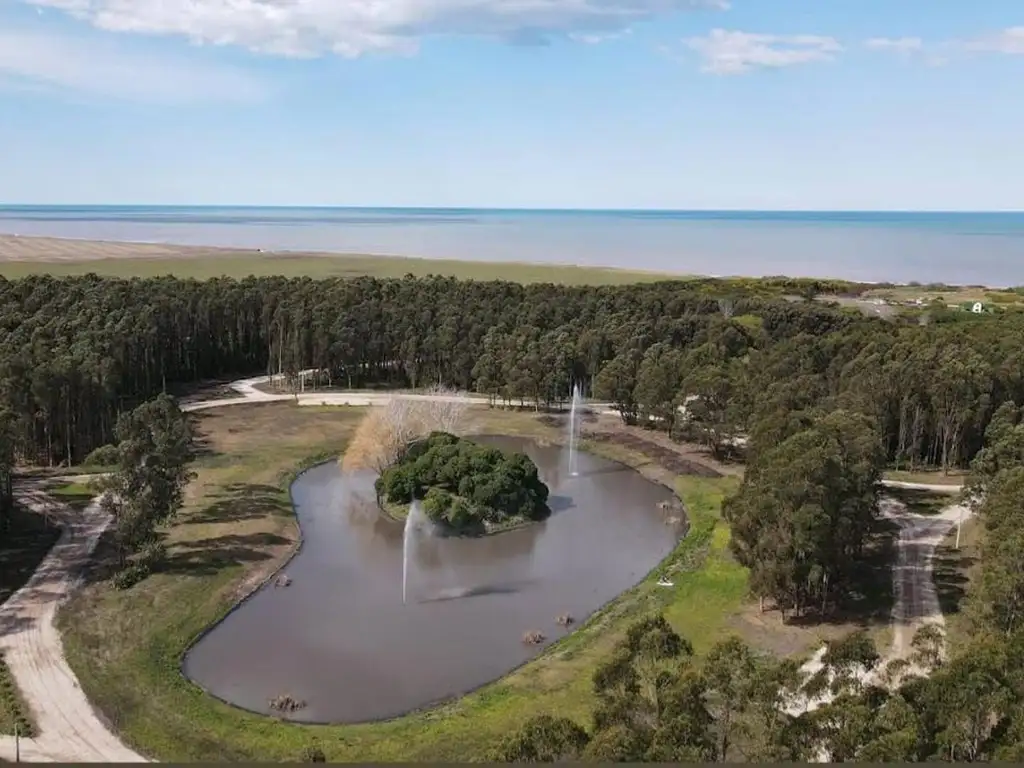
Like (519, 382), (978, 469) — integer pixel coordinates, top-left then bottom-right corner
(0, 653), (34, 737)
(376, 432), (550, 534)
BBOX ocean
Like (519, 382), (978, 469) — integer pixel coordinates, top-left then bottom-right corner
(2, 205), (1023, 286)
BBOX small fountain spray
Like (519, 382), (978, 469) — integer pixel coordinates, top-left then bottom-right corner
(402, 501), (424, 605)
(567, 382), (582, 478)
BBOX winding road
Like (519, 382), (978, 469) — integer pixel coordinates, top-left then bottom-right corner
(0, 374), (971, 762)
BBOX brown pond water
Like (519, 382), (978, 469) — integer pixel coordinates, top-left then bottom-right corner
(181, 436), (685, 724)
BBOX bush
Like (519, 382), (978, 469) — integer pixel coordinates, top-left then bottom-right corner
(83, 443), (119, 467)
(139, 541), (167, 569)
(300, 744), (326, 762)
(112, 562), (151, 590)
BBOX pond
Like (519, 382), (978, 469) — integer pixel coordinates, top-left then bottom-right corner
(182, 435), (686, 724)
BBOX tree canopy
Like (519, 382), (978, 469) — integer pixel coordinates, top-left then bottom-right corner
(375, 432), (550, 534)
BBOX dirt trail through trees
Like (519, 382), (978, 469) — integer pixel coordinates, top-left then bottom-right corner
(786, 495), (972, 723)
(0, 484), (146, 762)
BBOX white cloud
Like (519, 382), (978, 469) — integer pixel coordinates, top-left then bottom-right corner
(21, 0), (729, 58)
(0, 28), (267, 103)
(964, 26), (1024, 55)
(685, 29), (841, 75)
(863, 36), (923, 54)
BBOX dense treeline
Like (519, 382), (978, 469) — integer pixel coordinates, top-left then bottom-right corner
(2, 273), (1024, 523)
(495, 355), (1024, 764)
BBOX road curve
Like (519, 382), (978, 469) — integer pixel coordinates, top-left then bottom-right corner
(0, 373), (968, 762)
(0, 484), (147, 762)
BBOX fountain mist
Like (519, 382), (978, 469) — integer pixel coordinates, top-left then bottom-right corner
(402, 501), (425, 605)
(567, 382), (583, 477)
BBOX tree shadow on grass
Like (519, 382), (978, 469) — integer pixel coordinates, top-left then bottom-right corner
(0, 504), (62, 605)
(786, 517), (899, 631)
(48, 489), (95, 513)
(160, 532), (292, 577)
(185, 414), (218, 460)
(932, 545), (975, 618)
(885, 487), (949, 517)
(183, 484), (291, 526)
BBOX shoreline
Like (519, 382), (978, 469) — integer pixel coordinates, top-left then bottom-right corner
(180, 433), (690, 729)
(0, 233), (678, 277)
(1, 232), (1017, 291)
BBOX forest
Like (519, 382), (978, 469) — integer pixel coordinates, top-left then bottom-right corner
(376, 432), (550, 534)
(1, 273), (1020, 474)
(2, 271), (1024, 760)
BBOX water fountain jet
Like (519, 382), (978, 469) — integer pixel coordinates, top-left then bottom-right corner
(567, 382), (583, 477)
(402, 500), (426, 605)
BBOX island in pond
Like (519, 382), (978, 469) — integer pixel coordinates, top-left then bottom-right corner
(375, 432), (551, 535)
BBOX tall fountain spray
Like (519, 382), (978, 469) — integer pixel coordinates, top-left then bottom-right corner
(402, 501), (423, 605)
(567, 382), (582, 477)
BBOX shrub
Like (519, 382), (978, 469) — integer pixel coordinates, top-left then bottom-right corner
(139, 541), (167, 569)
(83, 443), (119, 467)
(112, 562), (151, 590)
(300, 744), (326, 763)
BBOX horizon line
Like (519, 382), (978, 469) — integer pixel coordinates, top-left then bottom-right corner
(1, 204), (1023, 215)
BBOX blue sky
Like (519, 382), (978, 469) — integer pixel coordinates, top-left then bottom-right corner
(0, 0), (1021, 210)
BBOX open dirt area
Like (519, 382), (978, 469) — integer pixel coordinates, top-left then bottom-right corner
(0, 235), (671, 285)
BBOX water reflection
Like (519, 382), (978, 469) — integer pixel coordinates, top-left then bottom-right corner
(183, 436), (681, 725)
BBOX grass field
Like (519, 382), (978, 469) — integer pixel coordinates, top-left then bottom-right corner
(933, 515), (982, 654)
(883, 469), (967, 487)
(56, 402), (755, 761)
(863, 284), (1024, 307)
(49, 481), (99, 511)
(0, 654), (33, 738)
(0, 249), (676, 286)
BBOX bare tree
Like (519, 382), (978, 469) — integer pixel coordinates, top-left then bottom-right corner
(419, 385), (471, 435)
(340, 389), (471, 474)
(717, 298), (735, 319)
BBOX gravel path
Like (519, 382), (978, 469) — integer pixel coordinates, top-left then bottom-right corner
(785, 495), (973, 761)
(0, 484), (146, 762)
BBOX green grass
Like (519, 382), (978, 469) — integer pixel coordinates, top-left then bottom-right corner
(56, 403), (749, 762)
(49, 481), (99, 510)
(0, 654), (34, 737)
(883, 469), (966, 487)
(884, 486), (953, 517)
(0, 253), (678, 286)
(933, 516), (981, 655)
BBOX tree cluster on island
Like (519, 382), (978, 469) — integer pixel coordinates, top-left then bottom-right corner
(375, 432), (550, 535)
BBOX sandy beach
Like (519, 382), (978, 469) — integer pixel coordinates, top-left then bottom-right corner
(0, 233), (671, 284)
(0, 234), (338, 263)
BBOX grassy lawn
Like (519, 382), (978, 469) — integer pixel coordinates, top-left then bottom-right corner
(56, 402), (755, 761)
(49, 481), (99, 511)
(885, 486), (954, 517)
(883, 469), (967, 487)
(933, 515), (981, 655)
(0, 252), (676, 286)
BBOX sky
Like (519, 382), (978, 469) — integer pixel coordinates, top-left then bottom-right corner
(0, 0), (1022, 211)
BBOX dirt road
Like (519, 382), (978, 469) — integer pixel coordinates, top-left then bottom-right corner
(0, 484), (147, 762)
